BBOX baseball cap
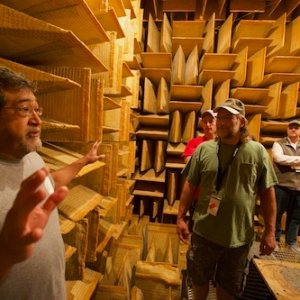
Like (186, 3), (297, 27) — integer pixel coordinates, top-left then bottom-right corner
(201, 109), (217, 118)
(288, 120), (300, 126)
(214, 98), (245, 116)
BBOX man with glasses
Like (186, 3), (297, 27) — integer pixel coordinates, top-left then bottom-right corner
(177, 98), (277, 300)
(0, 67), (102, 299)
(272, 120), (300, 253)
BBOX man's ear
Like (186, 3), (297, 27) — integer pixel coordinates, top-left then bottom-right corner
(240, 115), (248, 128)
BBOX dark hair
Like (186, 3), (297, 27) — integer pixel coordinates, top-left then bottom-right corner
(0, 67), (37, 109)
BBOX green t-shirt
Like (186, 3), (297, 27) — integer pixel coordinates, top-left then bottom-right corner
(184, 139), (278, 248)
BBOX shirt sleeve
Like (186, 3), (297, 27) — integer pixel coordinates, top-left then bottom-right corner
(259, 146), (278, 189)
(182, 139), (196, 157)
(272, 141), (300, 168)
(185, 148), (202, 186)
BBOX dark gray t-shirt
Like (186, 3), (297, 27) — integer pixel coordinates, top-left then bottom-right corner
(0, 152), (66, 300)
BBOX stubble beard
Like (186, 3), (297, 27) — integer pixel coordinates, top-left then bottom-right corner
(22, 136), (42, 155)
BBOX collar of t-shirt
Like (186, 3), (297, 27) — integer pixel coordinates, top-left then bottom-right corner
(287, 137), (299, 150)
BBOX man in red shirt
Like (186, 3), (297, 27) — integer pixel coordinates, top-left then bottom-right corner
(183, 109), (217, 163)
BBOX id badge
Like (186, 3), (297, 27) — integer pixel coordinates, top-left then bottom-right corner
(207, 194), (221, 216)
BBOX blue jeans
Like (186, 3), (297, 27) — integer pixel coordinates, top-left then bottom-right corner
(275, 185), (300, 245)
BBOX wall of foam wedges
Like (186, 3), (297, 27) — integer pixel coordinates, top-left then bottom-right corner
(0, 1), (151, 299)
(136, 0), (300, 233)
(1, 0), (300, 299)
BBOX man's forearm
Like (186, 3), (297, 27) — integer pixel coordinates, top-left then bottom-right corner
(51, 157), (87, 188)
(260, 187), (276, 234)
(177, 181), (195, 221)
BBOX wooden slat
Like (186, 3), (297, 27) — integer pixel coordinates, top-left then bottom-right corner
(58, 185), (102, 222)
(94, 8), (125, 38)
(230, 0), (266, 12)
(168, 101), (202, 113)
(214, 80), (230, 107)
(245, 47), (266, 87)
(141, 52), (172, 68)
(169, 110), (182, 143)
(185, 45), (199, 85)
(134, 169), (166, 183)
(66, 268), (103, 300)
(0, 5), (107, 72)
(170, 85), (202, 101)
(154, 140), (167, 172)
(160, 13), (172, 53)
(253, 258), (300, 300)
(157, 77), (170, 113)
(141, 68), (171, 85)
(0, 0), (109, 45)
(138, 114), (169, 127)
(143, 77), (157, 113)
(265, 56), (300, 74)
(133, 181), (165, 198)
(217, 13), (233, 53)
(172, 45), (185, 84)
(147, 13), (160, 52)
(140, 139), (154, 172)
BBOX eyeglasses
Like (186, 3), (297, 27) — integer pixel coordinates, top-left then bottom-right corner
(2, 106), (43, 117)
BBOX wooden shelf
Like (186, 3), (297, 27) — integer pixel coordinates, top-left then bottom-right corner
(103, 97), (122, 110)
(170, 85), (203, 101)
(141, 52), (172, 68)
(167, 143), (186, 155)
(168, 101), (202, 113)
(1, 0), (109, 45)
(172, 37), (204, 57)
(102, 126), (120, 133)
(141, 68), (171, 85)
(66, 268), (103, 300)
(122, 62), (134, 77)
(0, 5), (107, 72)
(265, 56), (300, 74)
(94, 8), (125, 38)
(138, 114), (169, 127)
(39, 143), (105, 176)
(133, 181), (165, 198)
(136, 128), (169, 140)
(230, 87), (270, 105)
(260, 120), (289, 133)
(108, 0), (126, 17)
(133, 169), (166, 183)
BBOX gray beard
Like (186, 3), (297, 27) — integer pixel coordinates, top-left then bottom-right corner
(25, 138), (42, 154)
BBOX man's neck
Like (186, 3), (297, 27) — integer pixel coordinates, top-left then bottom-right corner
(0, 151), (22, 161)
(220, 136), (240, 145)
(288, 136), (299, 144)
(205, 133), (217, 140)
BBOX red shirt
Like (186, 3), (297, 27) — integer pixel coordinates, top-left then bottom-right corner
(182, 136), (208, 157)
(182, 135), (210, 200)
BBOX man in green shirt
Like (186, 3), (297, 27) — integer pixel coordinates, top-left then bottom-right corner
(177, 98), (277, 300)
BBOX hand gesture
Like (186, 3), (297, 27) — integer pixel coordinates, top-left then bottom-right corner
(0, 168), (68, 277)
(83, 141), (105, 165)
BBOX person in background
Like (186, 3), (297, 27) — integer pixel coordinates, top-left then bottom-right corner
(177, 98), (277, 300)
(182, 109), (217, 232)
(272, 119), (300, 253)
(182, 109), (217, 163)
(0, 67), (102, 300)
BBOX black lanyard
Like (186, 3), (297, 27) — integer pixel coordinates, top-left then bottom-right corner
(215, 141), (241, 192)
